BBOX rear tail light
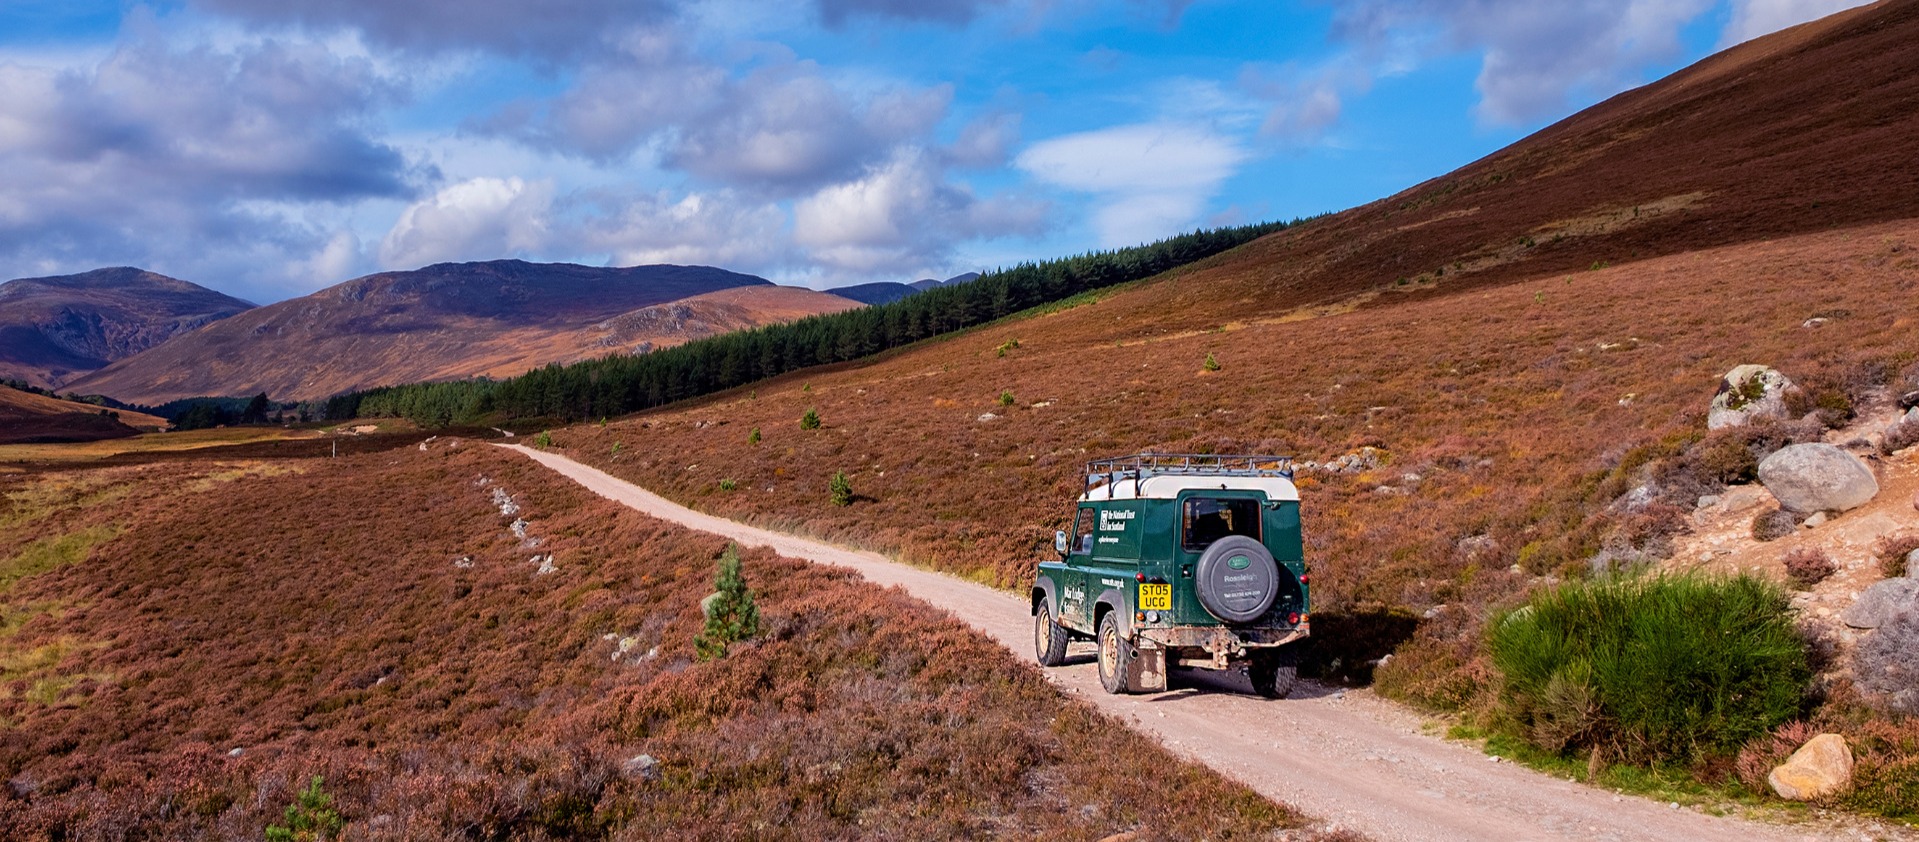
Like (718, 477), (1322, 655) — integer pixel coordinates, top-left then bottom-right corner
(1299, 573), (1310, 584)
(1287, 612), (1301, 625)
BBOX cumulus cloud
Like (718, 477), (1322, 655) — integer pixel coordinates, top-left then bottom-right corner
(1239, 63), (1365, 142)
(0, 35), (421, 300)
(484, 41), (952, 195)
(569, 188), (792, 269)
(1720, 0), (1873, 46)
(189, 0), (668, 58)
(1332, 0), (1715, 125)
(379, 177), (555, 268)
(1017, 123), (1245, 246)
(795, 149), (1046, 275)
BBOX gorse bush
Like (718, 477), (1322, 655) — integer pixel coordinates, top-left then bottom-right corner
(1488, 573), (1808, 765)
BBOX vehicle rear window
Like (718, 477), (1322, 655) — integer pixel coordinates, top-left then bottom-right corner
(1182, 497), (1261, 551)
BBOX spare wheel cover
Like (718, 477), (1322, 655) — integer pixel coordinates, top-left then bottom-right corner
(1194, 535), (1280, 623)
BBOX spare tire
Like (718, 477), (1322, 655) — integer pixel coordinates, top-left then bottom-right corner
(1194, 535), (1280, 624)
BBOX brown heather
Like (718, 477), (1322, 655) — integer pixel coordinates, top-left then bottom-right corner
(0, 446), (1300, 839)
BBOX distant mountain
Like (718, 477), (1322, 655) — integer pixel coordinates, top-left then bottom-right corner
(67, 260), (862, 404)
(907, 272), (981, 293)
(0, 383), (168, 444)
(0, 267), (255, 390)
(825, 282), (919, 306)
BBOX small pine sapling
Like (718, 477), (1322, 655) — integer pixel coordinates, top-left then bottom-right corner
(533, 430), (553, 448)
(998, 391), (1016, 407)
(800, 408), (821, 430)
(1202, 353), (1221, 372)
(695, 545), (760, 660)
(265, 776), (344, 842)
(830, 471), (852, 507)
(748, 426), (761, 445)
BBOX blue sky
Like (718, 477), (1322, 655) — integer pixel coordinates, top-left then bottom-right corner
(0, 0), (1870, 303)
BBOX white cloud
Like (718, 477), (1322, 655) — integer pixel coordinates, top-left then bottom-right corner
(1720, 0), (1873, 46)
(795, 149), (1046, 276)
(570, 189), (792, 269)
(1016, 123), (1245, 246)
(379, 177), (554, 268)
(1333, 0), (1716, 125)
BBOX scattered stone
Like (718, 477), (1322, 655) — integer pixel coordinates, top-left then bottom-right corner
(1900, 390), (1919, 410)
(1096, 832), (1139, 842)
(533, 554), (557, 575)
(1457, 534), (1497, 558)
(1802, 317), (1828, 329)
(1768, 734), (1854, 801)
(623, 754), (661, 782)
(491, 487), (520, 517)
(453, 556), (473, 569)
(1841, 578), (1918, 629)
(1708, 365), (1794, 430)
(1696, 495), (1720, 510)
(227, 747), (244, 758)
(1803, 512), (1828, 528)
(510, 519), (530, 539)
(1757, 443), (1878, 513)
(977, 412), (999, 422)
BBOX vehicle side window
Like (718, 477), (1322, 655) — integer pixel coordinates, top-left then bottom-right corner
(1182, 497), (1261, 551)
(1073, 507), (1097, 555)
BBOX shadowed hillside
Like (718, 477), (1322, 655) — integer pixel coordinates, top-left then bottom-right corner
(0, 268), (254, 390)
(68, 261), (860, 405)
(0, 384), (168, 444)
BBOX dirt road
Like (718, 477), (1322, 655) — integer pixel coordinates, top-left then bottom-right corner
(504, 444), (1886, 842)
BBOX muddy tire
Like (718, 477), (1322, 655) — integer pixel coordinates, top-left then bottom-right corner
(1097, 612), (1132, 694)
(1035, 597), (1069, 667)
(1249, 651), (1298, 699)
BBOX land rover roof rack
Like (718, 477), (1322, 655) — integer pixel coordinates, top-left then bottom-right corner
(1083, 452), (1294, 497)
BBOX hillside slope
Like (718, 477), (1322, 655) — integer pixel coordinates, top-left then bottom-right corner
(0, 384), (169, 444)
(69, 261), (860, 404)
(0, 267), (254, 390)
(1086, 0), (1919, 339)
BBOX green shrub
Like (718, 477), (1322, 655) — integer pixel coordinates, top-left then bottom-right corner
(830, 471), (852, 507)
(694, 546), (760, 661)
(718, 479), (736, 492)
(1488, 573), (1808, 765)
(995, 339), (1021, 357)
(1202, 352), (1221, 372)
(998, 391), (1015, 407)
(748, 426), (761, 445)
(534, 430), (553, 448)
(265, 776), (344, 842)
(800, 408), (820, 430)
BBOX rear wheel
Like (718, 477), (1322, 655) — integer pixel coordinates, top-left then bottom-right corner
(1249, 650), (1298, 699)
(1097, 612), (1132, 694)
(1034, 598), (1069, 667)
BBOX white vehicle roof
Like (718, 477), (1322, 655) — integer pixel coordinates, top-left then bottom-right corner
(1081, 475), (1299, 502)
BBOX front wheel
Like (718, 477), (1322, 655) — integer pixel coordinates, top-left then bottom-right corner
(1249, 651), (1298, 699)
(1097, 612), (1132, 694)
(1035, 598), (1069, 667)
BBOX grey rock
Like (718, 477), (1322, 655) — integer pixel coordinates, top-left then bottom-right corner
(1708, 365), (1795, 430)
(1757, 443), (1878, 513)
(1899, 390), (1919, 410)
(1842, 578), (1918, 629)
(623, 754), (661, 782)
(1803, 511), (1828, 528)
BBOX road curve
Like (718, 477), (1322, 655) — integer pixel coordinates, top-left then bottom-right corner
(502, 444), (1865, 842)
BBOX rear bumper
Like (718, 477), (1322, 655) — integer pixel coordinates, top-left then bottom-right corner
(1136, 623), (1309, 669)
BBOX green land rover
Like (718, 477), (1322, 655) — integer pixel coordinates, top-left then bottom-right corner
(1031, 453), (1310, 697)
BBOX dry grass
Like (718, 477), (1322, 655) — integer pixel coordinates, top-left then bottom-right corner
(0, 427), (324, 465)
(0, 445), (1305, 839)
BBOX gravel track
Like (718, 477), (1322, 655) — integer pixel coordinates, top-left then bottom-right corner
(504, 444), (1891, 842)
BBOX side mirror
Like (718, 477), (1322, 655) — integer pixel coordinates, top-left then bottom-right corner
(1054, 530), (1070, 558)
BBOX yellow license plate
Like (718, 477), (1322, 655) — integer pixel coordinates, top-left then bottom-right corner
(1139, 583), (1172, 611)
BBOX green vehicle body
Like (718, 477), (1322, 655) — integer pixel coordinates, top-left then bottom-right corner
(1031, 454), (1310, 696)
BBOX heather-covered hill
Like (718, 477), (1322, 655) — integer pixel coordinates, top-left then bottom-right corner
(68, 260), (860, 405)
(1072, 0), (1919, 340)
(0, 384), (168, 445)
(0, 267), (254, 390)
(0, 445), (1317, 839)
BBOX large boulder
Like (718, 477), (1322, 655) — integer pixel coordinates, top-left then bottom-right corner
(1768, 734), (1854, 800)
(1708, 365), (1794, 430)
(1841, 578), (1918, 629)
(1757, 443), (1878, 513)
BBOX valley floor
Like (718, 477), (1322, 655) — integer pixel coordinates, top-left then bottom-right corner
(507, 444), (1916, 842)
